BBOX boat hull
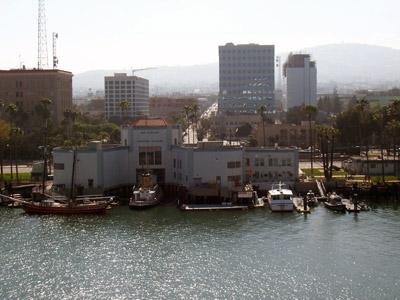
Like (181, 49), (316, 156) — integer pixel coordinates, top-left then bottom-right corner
(21, 202), (109, 214)
(324, 202), (346, 212)
(269, 203), (294, 212)
(129, 200), (159, 209)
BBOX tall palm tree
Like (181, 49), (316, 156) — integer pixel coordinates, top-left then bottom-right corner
(182, 105), (192, 144)
(191, 104), (200, 143)
(301, 105), (317, 177)
(373, 111), (385, 183)
(385, 119), (400, 178)
(10, 127), (24, 183)
(6, 104), (18, 180)
(328, 127), (340, 179)
(0, 100), (6, 183)
(118, 99), (130, 124)
(356, 98), (370, 181)
(258, 105), (267, 147)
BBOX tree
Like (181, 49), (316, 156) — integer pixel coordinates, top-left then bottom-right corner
(385, 120), (400, 177)
(6, 104), (18, 179)
(258, 105), (266, 146)
(191, 104), (200, 143)
(182, 105), (192, 144)
(118, 99), (130, 124)
(356, 98), (370, 181)
(373, 111), (386, 183)
(10, 127), (24, 183)
(301, 105), (318, 178)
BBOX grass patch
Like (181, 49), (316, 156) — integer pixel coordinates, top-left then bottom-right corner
(1, 172), (31, 181)
(301, 168), (350, 176)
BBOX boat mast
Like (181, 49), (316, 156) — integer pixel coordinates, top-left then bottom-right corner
(41, 146), (47, 194)
(70, 147), (77, 199)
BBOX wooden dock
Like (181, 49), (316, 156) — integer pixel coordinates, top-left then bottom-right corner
(180, 203), (250, 211)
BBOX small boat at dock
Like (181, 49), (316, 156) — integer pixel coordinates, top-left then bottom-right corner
(324, 192), (346, 212)
(293, 197), (310, 213)
(267, 182), (294, 212)
(129, 172), (163, 209)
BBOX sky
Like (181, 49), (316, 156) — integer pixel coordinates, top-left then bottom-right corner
(1, 0), (400, 74)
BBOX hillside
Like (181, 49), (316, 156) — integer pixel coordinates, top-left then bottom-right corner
(73, 43), (400, 95)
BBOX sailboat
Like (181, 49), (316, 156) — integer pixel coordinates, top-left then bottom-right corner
(18, 146), (114, 214)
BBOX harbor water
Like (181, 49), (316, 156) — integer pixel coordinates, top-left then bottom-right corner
(1, 204), (399, 299)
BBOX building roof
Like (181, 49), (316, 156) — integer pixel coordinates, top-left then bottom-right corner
(0, 69), (73, 76)
(130, 118), (172, 127)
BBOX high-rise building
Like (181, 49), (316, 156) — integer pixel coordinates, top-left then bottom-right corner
(218, 43), (275, 116)
(0, 68), (73, 129)
(105, 73), (149, 120)
(283, 54), (317, 109)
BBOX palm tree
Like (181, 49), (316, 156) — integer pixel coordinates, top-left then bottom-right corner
(385, 120), (400, 178)
(0, 100), (7, 183)
(258, 105), (267, 147)
(118, 99), (130, 124)
(6, 104), (18, 180)
(191, 104), (200, 143)
(301, 105), (318, 177)
(356, 98), (370, 181)
(10, 127), (24, 183)
(373, 111), (386, 183)
(182, 105), (192, 144)
(328, 127), (340, 179)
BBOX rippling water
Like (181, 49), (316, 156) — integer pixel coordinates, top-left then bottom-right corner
(1, 204), (399, 299)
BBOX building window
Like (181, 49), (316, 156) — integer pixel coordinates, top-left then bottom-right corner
(54, 163), (64, 170)
(287, 158), (291, 166)
(155, 146), (162, 165)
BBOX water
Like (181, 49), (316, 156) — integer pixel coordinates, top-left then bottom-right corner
(1, 204), (399, 300)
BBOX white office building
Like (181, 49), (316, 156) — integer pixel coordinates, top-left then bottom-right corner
(284, 54), (317, 110)
(105, 73), (149, 121)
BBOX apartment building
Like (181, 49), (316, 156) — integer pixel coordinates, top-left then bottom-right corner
(283, 54), (317, 109)
(0, 68), (73, 129)
(105, 73), (149, 120)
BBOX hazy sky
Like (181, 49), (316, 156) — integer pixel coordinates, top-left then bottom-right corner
(1, 0), (399, 74)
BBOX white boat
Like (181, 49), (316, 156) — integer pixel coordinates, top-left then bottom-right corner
(129, 173), (163, 209)
(267, 182), (294, 212)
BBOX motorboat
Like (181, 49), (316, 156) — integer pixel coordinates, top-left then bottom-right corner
(267, 182), (293, 212)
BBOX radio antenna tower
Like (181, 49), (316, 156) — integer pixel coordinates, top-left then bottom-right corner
(53, 32), (58, 69)
(38, 0), (49, 69)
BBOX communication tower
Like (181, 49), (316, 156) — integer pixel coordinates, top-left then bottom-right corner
(53, 32), (58, 69)
(37, 0), (49, 69)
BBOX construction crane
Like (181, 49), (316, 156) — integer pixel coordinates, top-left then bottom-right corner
(130, 67), (157, 76)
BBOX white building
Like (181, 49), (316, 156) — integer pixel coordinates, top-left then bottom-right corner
(53, 118), (299, 194)
(284, 54), (317, 110)
(120, 118), (182, 184)
(53, 141), (129, 192)
(105, 73), (149, 121)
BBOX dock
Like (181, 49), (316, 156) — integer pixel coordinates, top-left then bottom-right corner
(180, 203), (250, 211)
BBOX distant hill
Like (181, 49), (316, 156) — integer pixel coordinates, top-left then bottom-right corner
(73, 43), (400, 95)
(73, 64), (219, 96)
(301, 43), (400, 83)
